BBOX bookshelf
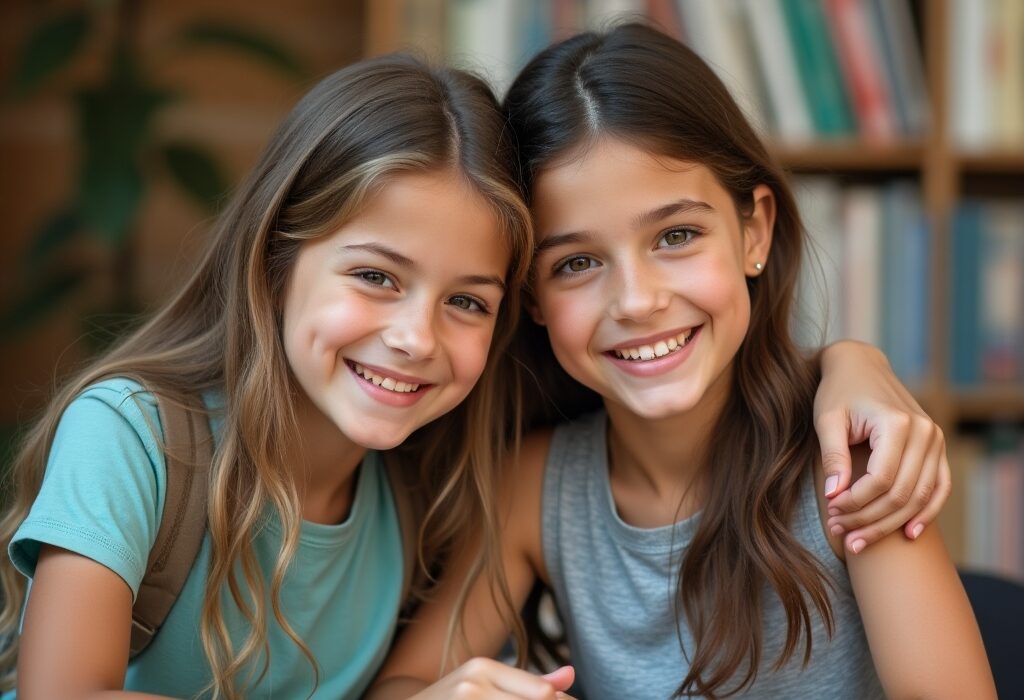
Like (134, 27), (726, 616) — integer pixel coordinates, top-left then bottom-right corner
(363, 0), (1024, 578)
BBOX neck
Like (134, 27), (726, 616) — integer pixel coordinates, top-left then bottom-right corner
(285, 390), (366, 525)
(603, 365), (733, 527)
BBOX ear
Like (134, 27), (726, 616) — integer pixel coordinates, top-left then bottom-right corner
(743, 184), (775, 277)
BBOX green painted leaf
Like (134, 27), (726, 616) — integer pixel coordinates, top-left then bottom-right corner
(78, 159), (145, 245)
(27, 206), (82, 267)
(0, 268), (89, 339)
(75, 83), (173, 163)
(73, 80), (171, 244)
(161, 142), (227, 212)
(177, 22), (305, 78)
(12, 10), (91, 95)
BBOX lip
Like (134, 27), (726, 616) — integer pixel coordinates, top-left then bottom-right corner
(345, 360), (433, 407)
(606, 325), (697, 353)
(605, 325), (702, 377)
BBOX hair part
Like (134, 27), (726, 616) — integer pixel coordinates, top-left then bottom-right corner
(0, 54), (532, 699)
(504, 23), (834, 697)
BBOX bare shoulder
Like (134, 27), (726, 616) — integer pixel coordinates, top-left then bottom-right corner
(500, 428), (555, 581)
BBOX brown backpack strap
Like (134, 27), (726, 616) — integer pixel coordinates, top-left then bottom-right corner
(129, 390), (213, 657)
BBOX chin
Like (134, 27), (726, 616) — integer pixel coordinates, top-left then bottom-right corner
(338, 420), (417, 451)
(622, 392), (705, 421)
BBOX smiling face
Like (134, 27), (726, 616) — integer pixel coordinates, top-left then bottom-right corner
(529, 137), (774, 422)
(281, 169), (508, 451)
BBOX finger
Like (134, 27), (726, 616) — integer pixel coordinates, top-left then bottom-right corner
(904, 442), (952, 539)
(828, 413), (912, 513)
(827, 420), (931, 532)
(491, 669), (560, 699)
(840, 437), (941, 553)
(813, 409), (853, 497)
(457, 659), (557, 700)
(542, 666), (575, 692)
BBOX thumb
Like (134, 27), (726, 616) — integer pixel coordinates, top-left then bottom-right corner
(542, 666), (575, 692)
(816, 411), (853, 498)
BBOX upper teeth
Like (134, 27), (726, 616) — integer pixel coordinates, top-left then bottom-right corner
(352, 363), (420, 393)
(612, 329), (695, 361)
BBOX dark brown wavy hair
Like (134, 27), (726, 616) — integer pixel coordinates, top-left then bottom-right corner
(503, 23), (833, 698)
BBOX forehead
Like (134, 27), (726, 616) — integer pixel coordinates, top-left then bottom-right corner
(333, 169), (510, 271)
(531, 137), (730, 235)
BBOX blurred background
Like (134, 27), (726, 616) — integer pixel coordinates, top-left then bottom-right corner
(1, 0), (1022, 582)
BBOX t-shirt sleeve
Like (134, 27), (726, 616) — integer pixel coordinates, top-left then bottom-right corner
(8, 380), (166, 600)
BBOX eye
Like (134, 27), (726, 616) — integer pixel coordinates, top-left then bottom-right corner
(354, 269), (395, 288)
(657, 228), (699, 248)
(447, 294), (489, 314)
(555, 255), (599, 276)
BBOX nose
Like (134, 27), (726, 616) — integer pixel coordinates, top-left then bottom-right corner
(608, 264), (670, 322)
(380, 301), (438, 360)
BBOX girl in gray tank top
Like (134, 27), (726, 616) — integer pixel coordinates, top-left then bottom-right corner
(368, 23), (994, 700)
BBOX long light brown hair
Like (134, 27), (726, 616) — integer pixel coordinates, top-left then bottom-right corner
(0, 54), (532, 699)
(504, 23), (833, 698)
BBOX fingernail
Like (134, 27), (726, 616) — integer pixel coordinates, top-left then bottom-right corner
(830, 524), (844, 536)
(850, 539), (865, 554)
(827, 507), (839, 517)
(824, 475), (839, 496)
(911, 523), (924, 539)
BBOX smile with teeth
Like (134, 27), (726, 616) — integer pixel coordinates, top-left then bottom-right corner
(350, 362), (422, 393)
(610, 327), (698, 361)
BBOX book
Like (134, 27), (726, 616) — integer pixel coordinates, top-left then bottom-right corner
(842, 185), (882, 347)
(949, 203), (984, 385)
(676, 0), (770, 134)
(868, 0), (930, 137)
(781, 0), (857, 137)
(740, 0), (816, 143)
(825, 0), (898, 142)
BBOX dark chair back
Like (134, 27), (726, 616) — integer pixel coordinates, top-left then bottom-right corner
(960, 570), (1024, 700)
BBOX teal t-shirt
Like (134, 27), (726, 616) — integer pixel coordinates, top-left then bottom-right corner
(6, 378), (403, 699)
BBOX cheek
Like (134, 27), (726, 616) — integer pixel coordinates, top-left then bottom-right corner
(536, 290), (595, 369)
(448, 322), (498, 385)
(283, 293), (378, 373)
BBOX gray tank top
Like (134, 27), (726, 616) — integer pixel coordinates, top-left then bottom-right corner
(541, 411), (884, 699)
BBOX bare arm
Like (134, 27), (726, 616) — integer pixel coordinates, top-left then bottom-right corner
(17, 545), (175, 700)
(814, 340), (951, 550)
(368, 432), (569, 699)
(817, 447), (995, 700)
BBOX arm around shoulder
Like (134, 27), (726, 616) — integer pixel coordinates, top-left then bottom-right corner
(846, 507), (996, 699)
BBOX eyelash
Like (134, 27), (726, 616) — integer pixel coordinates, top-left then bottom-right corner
(656, 227), (701, 248)
(551, 227), (702, 277)
(446, 295), (491, 315)
(352, 269), (490, 315)
(354, 268), (396, 288)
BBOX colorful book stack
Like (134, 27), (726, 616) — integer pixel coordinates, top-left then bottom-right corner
(431, 0), (929, 143)
(791, 177), (929, 384)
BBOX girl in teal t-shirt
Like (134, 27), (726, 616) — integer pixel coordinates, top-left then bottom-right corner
(0, 54), (534, 699)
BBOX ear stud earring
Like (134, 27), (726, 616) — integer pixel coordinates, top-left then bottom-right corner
(754, 262), (763, 271)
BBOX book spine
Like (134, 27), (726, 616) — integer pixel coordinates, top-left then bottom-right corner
(825, 0), (898, 142)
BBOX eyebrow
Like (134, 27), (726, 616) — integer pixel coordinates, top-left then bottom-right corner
(632, 198), (715, 228)
(340, 242), (505, 291)
(536, 198), (715, 254)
